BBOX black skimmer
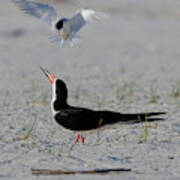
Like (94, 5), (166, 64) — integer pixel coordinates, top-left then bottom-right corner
(13, 0), (105, 47)
(40, 67), (166, 144)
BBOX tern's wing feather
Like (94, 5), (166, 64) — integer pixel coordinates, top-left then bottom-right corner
(68, 12), (86, 33)
(68, 9), (105, 33)
(13, 0), (59, 26)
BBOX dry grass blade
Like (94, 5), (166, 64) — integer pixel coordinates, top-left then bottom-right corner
(138, 114), (150, 144)
(97, 118), (103, 141)
(31, 168), (131, 175)
(13, 117), (36, 141)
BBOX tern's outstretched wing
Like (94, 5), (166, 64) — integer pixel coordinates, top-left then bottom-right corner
(13, 0), (59, 26)
(68, 9), (105, 33)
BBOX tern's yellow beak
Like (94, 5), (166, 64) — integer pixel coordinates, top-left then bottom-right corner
(57, 31), (61, 39)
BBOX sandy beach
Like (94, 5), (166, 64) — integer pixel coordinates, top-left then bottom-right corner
(0, 0), (180, 179)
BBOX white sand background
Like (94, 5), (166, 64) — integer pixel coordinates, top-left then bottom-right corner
(0, 0), (180, 179)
